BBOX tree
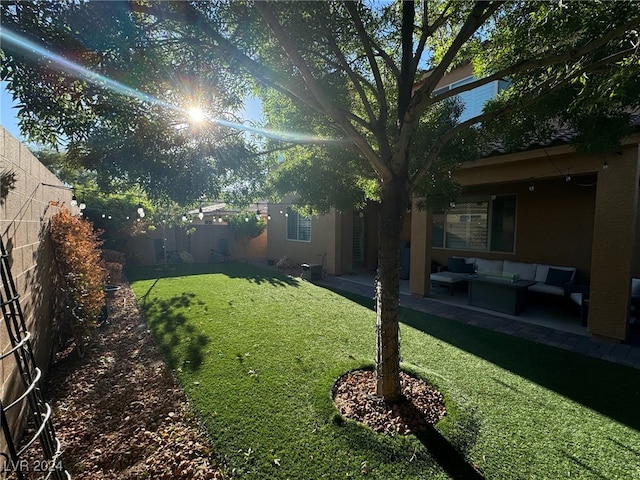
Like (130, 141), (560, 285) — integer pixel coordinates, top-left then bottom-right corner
(2, 1), (640, 403)
(0, 0), (267, 204)
(226, 212), (267, 260)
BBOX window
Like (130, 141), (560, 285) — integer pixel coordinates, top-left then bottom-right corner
(433, 76), (510, 123)
(432, 195), (516, 252)
(286, 208), (311, 242)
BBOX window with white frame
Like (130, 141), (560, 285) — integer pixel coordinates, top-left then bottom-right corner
(433, 76), (510, 123)
(432, 195), (516, 252)
(286, 207), (311, 242)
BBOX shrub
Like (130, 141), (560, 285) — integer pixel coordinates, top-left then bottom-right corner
(102, 249), (126, 264)
(105, 261), (123, 284)
(50, 207), (108, 357)
(276, 256), (297, 270)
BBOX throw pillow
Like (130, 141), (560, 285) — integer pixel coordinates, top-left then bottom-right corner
(459, 262), (475, 274)
(447, 257), (466, 273)
(545, 267), (573, 287)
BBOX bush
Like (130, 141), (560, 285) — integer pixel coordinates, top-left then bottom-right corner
(102, 249), (126, 264)
(105, 261), (123, 284)
(50, 207), (108, 357)
(276, 256), (297, 270)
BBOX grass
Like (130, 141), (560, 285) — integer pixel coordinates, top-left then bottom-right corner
(128, 263), (640, 479)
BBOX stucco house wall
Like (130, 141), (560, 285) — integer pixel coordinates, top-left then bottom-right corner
(266, 203), (342, 274)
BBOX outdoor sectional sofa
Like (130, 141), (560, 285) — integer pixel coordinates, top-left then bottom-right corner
(431, 256), (576, 298)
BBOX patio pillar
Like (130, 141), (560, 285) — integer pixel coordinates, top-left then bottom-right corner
(325, 209), (351, 276)
(409, 200), (432, 296)
(588, 146), (640, 341)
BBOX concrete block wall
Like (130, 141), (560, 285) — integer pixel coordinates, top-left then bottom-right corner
(0, 126), (74, 436)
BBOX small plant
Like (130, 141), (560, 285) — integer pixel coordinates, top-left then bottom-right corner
(50, 207), (108, 357)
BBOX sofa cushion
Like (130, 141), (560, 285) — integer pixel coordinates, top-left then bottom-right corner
(529, 282), (565, 296)
(430, 271), (466, 284)
(475, 258), (503, 274)
(448, 257), (474, 274)
(545, 267), (574, 287)
(503, 260), (537, 281)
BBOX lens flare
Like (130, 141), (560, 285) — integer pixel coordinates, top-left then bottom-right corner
(1, 29), (344, 146)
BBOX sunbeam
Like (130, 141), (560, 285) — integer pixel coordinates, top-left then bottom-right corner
(1, 28), (343, 145)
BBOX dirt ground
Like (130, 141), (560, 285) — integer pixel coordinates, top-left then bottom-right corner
(41, 284), (224, 479)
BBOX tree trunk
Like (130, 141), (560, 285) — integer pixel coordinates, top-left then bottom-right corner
(375, 175), (409, 403)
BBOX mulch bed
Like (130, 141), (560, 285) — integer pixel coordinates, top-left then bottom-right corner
(38, 284), (223, 479)
(332, 369), (447, 435)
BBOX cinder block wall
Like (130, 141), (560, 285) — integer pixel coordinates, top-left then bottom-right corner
(0, 126), (74, 436)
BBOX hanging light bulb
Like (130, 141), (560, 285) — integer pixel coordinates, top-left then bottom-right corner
(267, 213), (271, 220)
(137, 203), (145, 218)
(528, 183), (535, 192)
(198, 206), (204, 220)
(449, 199), (456, 209)
(71, 194), (78, 207)
(79, 197), (86, 210)
(218, 216), (223, 223)
(182, 213), (188, 222)
(603, 161), (609, 171)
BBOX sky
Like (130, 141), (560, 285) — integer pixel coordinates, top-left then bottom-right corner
(1, 83), (24, 142)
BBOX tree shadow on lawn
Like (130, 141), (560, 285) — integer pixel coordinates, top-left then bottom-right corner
(331, 388), (484, 480)
(330, 289), (640, 433)
(126, 262), (301, 288)
(138, 292), (210, 372)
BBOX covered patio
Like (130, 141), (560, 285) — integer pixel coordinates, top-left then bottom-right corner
(408, 134), (640, 344)
(318, 273), (640, 369)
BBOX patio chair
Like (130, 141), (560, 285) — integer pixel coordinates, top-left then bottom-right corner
(209, 238), (231, 263)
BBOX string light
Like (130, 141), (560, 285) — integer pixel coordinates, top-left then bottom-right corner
(198, 206), (204, 220)
(137, 203), (145, 218)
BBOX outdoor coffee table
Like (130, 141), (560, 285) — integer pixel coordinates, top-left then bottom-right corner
(467, 276), (536, 315)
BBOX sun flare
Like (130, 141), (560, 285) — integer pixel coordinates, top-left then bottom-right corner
(187, 106), (206, 123)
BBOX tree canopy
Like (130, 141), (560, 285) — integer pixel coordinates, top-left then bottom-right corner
(2, 0), (639, 401)
(1, 0), (265, 204)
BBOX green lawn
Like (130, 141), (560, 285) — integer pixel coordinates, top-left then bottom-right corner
(129, 263), (640, 479)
